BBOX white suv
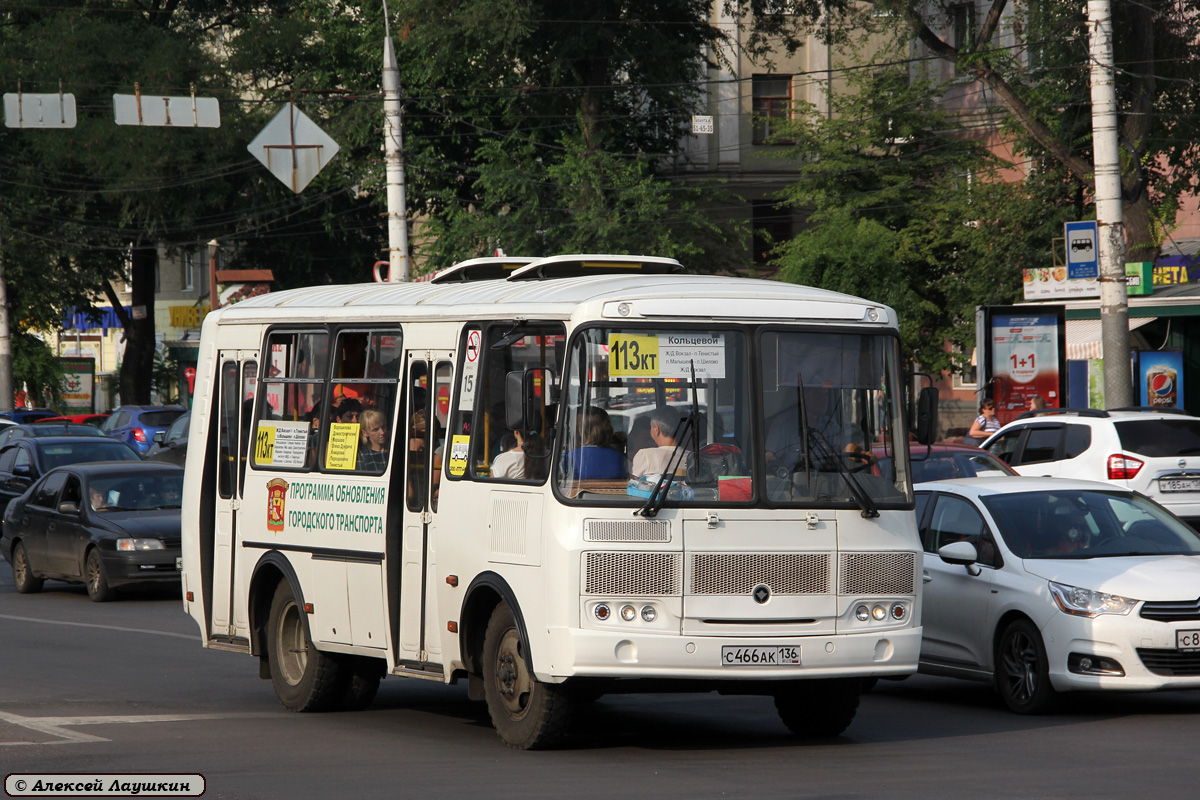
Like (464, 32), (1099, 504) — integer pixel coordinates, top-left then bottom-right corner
(981, 409), (1200, 530)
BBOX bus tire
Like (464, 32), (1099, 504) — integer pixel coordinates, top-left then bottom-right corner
(267, 581), (342, 712)
(335, 655), (383, 711)
(12, 542), (44, 594)
(482, 603), (573, 750)
(774, 678), (860, 738)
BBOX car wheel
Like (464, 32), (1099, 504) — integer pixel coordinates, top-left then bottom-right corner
(267, 581), (343, 712)
(995, 619), (1058, 714)
(774, 678), (860, 737)
(85, 549), (115, 602)
(482, 602), (573, 749)
(12, 542), (44, 594)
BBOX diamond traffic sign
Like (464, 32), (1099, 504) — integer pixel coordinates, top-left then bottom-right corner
(247, 104), (340, 193)
(1065, 220), (1099, 280)
(3, 93), (76, 129)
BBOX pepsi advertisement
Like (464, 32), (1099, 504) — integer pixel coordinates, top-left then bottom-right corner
(1138, 351), (1185, 409)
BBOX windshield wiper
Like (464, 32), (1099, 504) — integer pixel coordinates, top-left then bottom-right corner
(636, 415), (694, 518)
(808, 429), (879, 519)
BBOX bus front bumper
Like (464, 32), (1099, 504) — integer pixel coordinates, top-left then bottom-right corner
(536, 625), (922, 682)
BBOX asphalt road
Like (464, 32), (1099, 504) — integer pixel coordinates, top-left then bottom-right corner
(2, 570), (1199, 800)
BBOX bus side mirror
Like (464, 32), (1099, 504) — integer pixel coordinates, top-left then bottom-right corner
(505, 368), (557, 431)
(915, 386), (939, 445)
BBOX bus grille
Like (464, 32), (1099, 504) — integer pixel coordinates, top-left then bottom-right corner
(689, 552), (829, 595)
(839, 552), (915, 595)
(585, 519), (671, 543)
(583, 552), (681, 596)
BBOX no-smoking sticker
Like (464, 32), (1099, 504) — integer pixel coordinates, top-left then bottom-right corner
(466, 330), (481, 363)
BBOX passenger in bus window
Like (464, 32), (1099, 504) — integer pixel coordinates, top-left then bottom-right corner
(334, 398), (362, 424)
(563, 408), (625, 480)
(356, 409), (390, 471)
(630, 407), (688, 478)
(492, 431), (525, 479)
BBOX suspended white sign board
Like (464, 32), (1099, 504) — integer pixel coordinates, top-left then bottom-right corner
(3, 93), (76, 129)
(247, 104), (340, 193)
(113, 93), (221, 128)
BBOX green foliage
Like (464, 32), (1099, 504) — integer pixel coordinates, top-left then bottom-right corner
(770, 36), (1062, 372)
(152, 347), (181, 404)
(12, 334), (65, 409)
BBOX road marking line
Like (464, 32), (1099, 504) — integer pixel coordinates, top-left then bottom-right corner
(0, 711), (269, 746)
(0, 613), (194, 639)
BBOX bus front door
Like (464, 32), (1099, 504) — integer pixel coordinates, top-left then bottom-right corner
(398, 355), (452, 670)
(212, 352), (257, 639)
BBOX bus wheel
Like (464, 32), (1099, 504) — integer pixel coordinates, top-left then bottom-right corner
(774, 678), (860, 737)
(267, 581), (342, 712)
(482, 603), (573, 750)
(12, 542), (44, 594)
(335, 655), (383, 711)
(85, 549), (115, 602)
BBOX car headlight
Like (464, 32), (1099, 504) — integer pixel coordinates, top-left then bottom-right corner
(1049, 581), (1137, 617)
(116, 538), (165, 552)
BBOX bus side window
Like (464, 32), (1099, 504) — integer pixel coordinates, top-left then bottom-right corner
(430, 361), (452, 511)
(406, 361), (430, 511)
(468, 322), (564, 483)
(326, 330), (401, 474)
(255, 331), (327, 472)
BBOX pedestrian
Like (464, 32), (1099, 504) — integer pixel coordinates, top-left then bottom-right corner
(964, 400), (1001, 446)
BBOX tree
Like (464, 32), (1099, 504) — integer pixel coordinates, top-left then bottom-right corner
(299, 0), (858, 271)
(876, 0), (1200, 261)
(769, 36), (1061, 370)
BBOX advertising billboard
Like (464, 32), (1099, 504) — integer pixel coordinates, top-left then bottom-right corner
(977, 306), (1067, 426)
(1138, 351), (1185, 409)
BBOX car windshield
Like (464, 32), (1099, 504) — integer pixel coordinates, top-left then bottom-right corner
(981, 489), (1200, 559)
(878, 447), (1014, 483)
(1114, 418), (1200, 457)
(89, 472), (183, 511)
(554, 326), (909, 509)
(41, 442), (141, 470)
(28, 425), (104, 437)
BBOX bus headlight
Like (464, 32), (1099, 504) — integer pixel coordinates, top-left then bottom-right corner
(594, 604), (611, 621)
(891, 603), (906, 620)
(871, 605), (887, 621)
(855, 605), (870, 621)
(620, 605), (637, 622)
(640, 605), (657, 622)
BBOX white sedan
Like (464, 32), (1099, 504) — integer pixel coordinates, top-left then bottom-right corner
(915, 476), (1200, 713)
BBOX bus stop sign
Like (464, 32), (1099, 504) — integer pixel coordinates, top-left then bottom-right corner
(1065, 220), (1098, 280)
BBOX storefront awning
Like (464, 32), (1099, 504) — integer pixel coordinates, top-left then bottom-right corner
(1066, 317), (1157, 360)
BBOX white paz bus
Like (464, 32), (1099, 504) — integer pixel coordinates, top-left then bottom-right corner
(180, 254), (937, 748)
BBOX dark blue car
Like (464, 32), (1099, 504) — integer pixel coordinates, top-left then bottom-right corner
(101, 405), (187, 455)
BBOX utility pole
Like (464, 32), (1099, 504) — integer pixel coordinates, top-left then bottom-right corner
(382, 29), (410, 282)
(1088, 0), (1133, 408)
(0, 225), (10, 412)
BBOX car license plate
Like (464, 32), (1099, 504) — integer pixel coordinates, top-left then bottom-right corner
(1177, 630), (1200, 651)
(1160, 478), (1200, 493)
(721, 645), (800, 666)
(176, 556), (183, 571)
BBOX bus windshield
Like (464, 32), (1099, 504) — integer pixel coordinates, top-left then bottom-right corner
(555, 326), (910, 508)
